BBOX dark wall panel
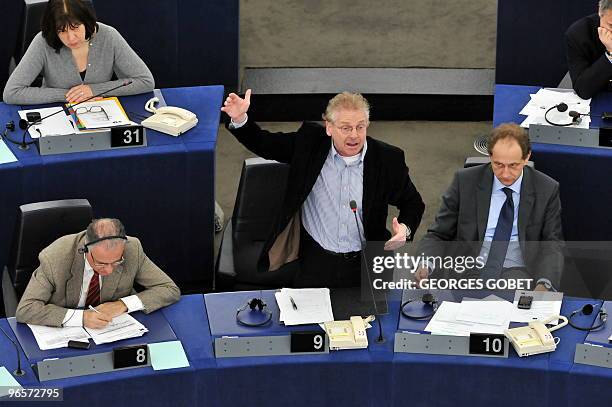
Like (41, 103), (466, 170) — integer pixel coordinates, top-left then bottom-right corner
(496, 0), (598, 86)
(0, 0), (238, 97)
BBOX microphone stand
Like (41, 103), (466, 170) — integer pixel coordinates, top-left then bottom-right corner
(3, 80), (132, 150)
(0, 324), (25, 376)
(350, 200), (384, 344)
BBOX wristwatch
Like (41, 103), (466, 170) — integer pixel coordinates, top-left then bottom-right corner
(401, 223), (411, 240)
(537, 279), (554, 291)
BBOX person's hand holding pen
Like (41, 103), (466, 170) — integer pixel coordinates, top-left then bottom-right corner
(83, 305), (112, 329)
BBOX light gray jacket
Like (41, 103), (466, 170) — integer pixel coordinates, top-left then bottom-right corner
(3, 23), (154, 105)
(16, 231), (180, 327)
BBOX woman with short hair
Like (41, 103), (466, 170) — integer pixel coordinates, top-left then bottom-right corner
(3, 0), (154, 105)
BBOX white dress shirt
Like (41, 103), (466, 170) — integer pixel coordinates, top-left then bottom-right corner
(62, 256), (144, 327)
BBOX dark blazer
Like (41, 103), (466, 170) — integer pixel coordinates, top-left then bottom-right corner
(228, 120), (425, 272)
(419, 164), (564, 287)
(566, 13), (612, 99)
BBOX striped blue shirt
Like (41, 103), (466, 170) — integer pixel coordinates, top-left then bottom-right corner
(301, 140), (367, 253)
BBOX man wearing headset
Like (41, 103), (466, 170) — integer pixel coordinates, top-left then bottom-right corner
(16, 218), (180, 328)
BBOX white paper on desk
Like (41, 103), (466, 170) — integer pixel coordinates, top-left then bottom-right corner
(18, 107), (75, 138)
(530, 88), (591, 107)
(86, 313), (148, 345)
(27, 324), (90, 350)
(275, 288), (334, 326)
(424, 301), (508, 336)
(511, 290), (563, 324)
(72, 99), (132, 129)
(456, 295), (514, 327)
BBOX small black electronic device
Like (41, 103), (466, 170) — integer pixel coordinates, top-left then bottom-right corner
(25, 112), (41, 123)
(517, 295), (533, 310)
(68, 340), (90, 350)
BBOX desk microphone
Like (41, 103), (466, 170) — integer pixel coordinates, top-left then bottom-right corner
(2, 80), (133, 150)
(349, 200), (384, 344)
(0, 324), (25, 376)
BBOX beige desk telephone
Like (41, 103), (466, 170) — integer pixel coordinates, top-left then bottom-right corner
(323, 316), (374, 350)
(504, 315), (568, 357)
(141, 97), (198, 136)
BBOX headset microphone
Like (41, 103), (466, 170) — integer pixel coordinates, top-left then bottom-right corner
(568, 303), (608, 331)
(78, 235), (128, 254)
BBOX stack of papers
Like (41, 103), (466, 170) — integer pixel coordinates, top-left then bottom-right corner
(28, 313), (148, 350)
(17, 97), (135, 140)
(519, 88), (591, 129)
(424, 291), (565, 337)
(67, 97), (133, 130)
(28, 324), (91, 350)
(275, 288), (334, 326)
(425, 295), (514, 336)
(18, 107), (75, 139)
(86, 313), (148, 345)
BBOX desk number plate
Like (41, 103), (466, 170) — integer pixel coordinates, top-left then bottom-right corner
(111, 125), (144, 147)
(469, 333), (506, 356)
(113, 344), (148, 369)
(290, 331), (326, 353)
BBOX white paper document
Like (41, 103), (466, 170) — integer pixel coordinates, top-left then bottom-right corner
(519, 88), (591, 129)
(275, 288), (334, 326)
(18, 107), (75, 139)
(424, 302), (509, 336)
(456, 295), (514, 326)
(28, 313), (148, 349)
(425, 296), (513, 337)
(86, 313), (148, 345)
(71, 98), (132, 129)
(27, 324), (91, 350)
(511, 290), (563, 324)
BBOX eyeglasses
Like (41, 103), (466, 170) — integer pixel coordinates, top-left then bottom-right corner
(334, 123), (368, 136)
(75, 106), (109, 120)
(90, 252), (125, 269)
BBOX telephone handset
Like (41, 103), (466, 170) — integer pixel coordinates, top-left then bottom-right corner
(323, 316), (373, 350)
(141, 97), (198, 136)
(504, 315), (568, 357)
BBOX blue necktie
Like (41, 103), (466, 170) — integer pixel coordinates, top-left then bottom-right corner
(482, 187), (514, 279)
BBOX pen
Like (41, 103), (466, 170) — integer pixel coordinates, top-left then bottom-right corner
(88, 305), (114, 325)
(88, 305), (101, 314)
(289, 296), (298, 311)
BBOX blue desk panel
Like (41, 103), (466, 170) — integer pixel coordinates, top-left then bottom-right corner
(493, 84), (612, 241)
(7, 310), (177, 363)
(2, 293), (611, 407)
(207, 290), (396, 407)
(0, 295), (210, 407)
(0, 86), (223, 293)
